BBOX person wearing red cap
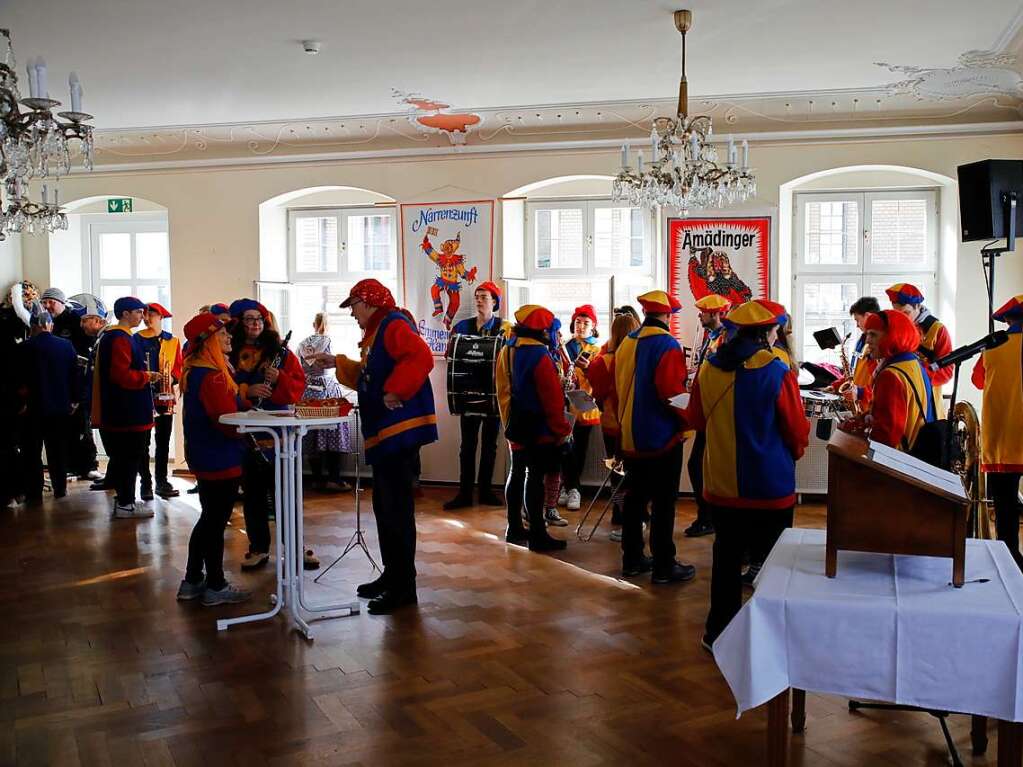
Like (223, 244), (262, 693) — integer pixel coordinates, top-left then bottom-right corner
(134, 302), (183, 499)
(175, 311), (251, 606)
(316, 279), (437, 614)
(683, 294), (734, 539)
(444, 281), (511, 510)
(557, 304), (601, 513)
(861, 309), (938, 453)
(611, 290), (696, 584)
(495, 304), (572, 551)
(686, 299), (809, 649)
(93, 296), (163, 519)
(228, 298), (307, 571)
(886, 283), (953, 416)
(972, 294), (1023, 570)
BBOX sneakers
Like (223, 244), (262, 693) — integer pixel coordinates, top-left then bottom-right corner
(742, 562), (762, 589)
(201, 583), (252, 606)
(86, 470), (104, 481)
(442, 493), (474, 511)
(566, 489), (581, 511)
(241, 551), (270, 570)
(156, 482), (180, 499)
(684, 519), (715, 537)
(544, 507), (568, 527)
(622, 555), (654, 578)
(609, 528), (623, 543)
(114, 502), (153, 519)
(176, 579), (206, 601)
(557, 487), (568, 507)
(303, 549), (320, 570)
(113, 503), (136, 519)
(652, 561), (697, 584)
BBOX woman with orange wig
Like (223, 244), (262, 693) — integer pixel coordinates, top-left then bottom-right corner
(863, 309), (937, 451)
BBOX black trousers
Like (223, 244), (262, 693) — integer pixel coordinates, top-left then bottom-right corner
(185, 477), (239, 591)
(371, 447), (419, 591)
(563, 423), (593, 491)
(139, 412), (173, 488)
(686, 431), (712, 525)
(102, 429), (149, 506)
(0, 414), (24, 504)
(991, 472), (1023, 571)
(505, 447), (527, 530)
(309, 452), (341, 484)
(242, 449), (274, 554)
(705, 505), (794, 641)
(24, 415), (70, 499)
(524, 443), (562, 540)
(68, 406), (98, 477)
(622, 443), (685, 569)
(458, 415), (501, 493)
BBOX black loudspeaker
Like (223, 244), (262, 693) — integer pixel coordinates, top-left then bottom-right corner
(957, 159), (1023, 241)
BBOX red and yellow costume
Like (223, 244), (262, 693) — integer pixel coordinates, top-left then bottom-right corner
(886, 283), (952, 411)
(228, 300), (305, 410)
(565, 304), (601, 427)
(612, 291), (689, 458)
(422, 232), (477, 328)
(866, 309), (936, 451)
(685, 300), (809, 509)
(972, 295), (1023, 473)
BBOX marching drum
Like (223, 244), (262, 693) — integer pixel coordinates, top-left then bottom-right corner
(445, 334), (502, 417)
(801, 390), (842, 419)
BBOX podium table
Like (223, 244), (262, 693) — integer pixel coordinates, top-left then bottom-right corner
(713, 528), (1023, 765)
(826, 430), (969, 586)
(216, 411), (360, 639)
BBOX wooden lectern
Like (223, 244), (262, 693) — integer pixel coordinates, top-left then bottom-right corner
(826, 430), (970, 587)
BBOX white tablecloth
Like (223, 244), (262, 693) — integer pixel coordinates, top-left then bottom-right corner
(714, 528), (1023, 722)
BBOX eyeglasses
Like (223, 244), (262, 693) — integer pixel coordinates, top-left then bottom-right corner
(242, 316), (264, 325)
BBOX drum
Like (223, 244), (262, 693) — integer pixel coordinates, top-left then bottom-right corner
(445, 334), (502, 417)
(801, 390), (842, 419)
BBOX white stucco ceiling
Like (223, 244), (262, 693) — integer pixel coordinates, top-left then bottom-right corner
(7, 0), (1022, 130)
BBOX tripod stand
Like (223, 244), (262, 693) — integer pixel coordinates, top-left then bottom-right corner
(314, 405), (380, 583)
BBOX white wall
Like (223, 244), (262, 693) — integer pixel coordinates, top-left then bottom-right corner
(0, 236), (23, 292)
(15, 131), (1023, 482)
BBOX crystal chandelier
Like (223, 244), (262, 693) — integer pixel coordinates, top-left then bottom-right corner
(612, 10), (756, 214)
(0, 28), (95, 241)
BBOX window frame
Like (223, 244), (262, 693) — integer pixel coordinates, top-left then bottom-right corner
(287, 205), (399, 283)
(792, 188), (939, 362)
(525, 198), (654, 278)
(86, 213), (171, 311)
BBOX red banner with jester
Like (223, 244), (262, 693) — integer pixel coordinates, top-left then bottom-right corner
(400, 200), (495, 355)
(667, 215), (771, 351)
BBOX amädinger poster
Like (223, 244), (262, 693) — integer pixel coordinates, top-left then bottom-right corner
(667, 216), (771, 353)
(400, 199), (495, 355)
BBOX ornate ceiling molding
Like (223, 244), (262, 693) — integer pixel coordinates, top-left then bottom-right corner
(876, 50), (1023, 101)
(80, 84), (1023, 169)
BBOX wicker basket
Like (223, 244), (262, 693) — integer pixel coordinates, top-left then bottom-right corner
(294, 402), (353, 419)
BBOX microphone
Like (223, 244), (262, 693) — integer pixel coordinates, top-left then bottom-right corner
(935, 330), (1009, 368)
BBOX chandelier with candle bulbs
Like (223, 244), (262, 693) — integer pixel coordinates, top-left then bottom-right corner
(612, 10), (756, 214)
(0, 28), (94, 242)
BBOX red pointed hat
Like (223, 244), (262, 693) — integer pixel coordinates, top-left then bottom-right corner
(475, 281), (502, 311)
(994, 294), (1023, 323)
(340, 278), (396, 310)
(886, 283), (925, 306)
(184, 312), (227, 345)
(514, 304), (555, 331)
(637, 290), (681, 314)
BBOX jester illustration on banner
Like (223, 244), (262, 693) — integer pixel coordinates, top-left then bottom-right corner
(667, 216), (771, 346)
(400, 200), (495, 355)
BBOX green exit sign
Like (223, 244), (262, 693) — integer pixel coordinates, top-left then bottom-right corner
(107, 198), (133, 213)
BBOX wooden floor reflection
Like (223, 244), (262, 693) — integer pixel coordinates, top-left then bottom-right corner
(0, 479), (999, 765)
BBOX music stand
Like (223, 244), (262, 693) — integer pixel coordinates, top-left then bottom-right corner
(314, 403), (381, 583)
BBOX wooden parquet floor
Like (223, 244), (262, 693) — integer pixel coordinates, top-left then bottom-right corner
(0, 479), (1002, 766)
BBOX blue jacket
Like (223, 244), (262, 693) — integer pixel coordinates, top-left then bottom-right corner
(19, 332), (78, 418)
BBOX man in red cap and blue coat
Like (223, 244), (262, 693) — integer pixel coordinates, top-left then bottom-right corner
(316, 279), (438, 614)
